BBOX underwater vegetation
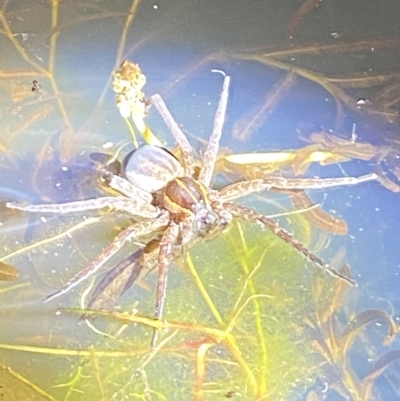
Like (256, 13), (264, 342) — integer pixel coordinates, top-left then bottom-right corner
(0, 0), (400, 400)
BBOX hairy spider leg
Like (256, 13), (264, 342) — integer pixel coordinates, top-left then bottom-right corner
(224, 203), (356, 286)
(88, 210), (231, 318)
(7, 195), (159, 219)
(44, 212), (170, 302)
(151, 222), (181, 348)
(219, 175), (378, 285)
(150, 93), (195, 176)
(106, 173), (153, 203)
(198, 72), (230, 187)
(219, 173), (378, 202)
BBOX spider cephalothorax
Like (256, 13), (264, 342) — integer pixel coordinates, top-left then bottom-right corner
(163, 176), (231, 235)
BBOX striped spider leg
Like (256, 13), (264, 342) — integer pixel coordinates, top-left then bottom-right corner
(45, 212), (169, 301)
(6, 178), (159, 219)
(6, 191), (168, 302)
(149, 94), (195, 176)
(223, 202), (355, 285)
(218, 173), (378, 202)
(198, 71), (230, 186)
(6, 188), (163, 301)
(87, 223), (224, 313)
(218, 173), (380, 286)
(148, 70), (230, 182)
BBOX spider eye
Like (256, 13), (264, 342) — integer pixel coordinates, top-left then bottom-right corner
(122, 145), (183, 193)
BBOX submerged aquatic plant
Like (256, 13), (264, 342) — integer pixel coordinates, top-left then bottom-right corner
(0, 218), (341, 400)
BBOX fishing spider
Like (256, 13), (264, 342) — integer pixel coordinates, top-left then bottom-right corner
(7, 69), (378, 347)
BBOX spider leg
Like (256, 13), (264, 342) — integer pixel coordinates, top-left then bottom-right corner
(44, 211), (169, 302)
(7, 196), (159, 219)
(198, 72), (230, 186)
(105, 173), (153, 203)
(219, 173), (378, 202)
(224, 202), (356, 286)
(149, 93), (195, 175)
(151, 222), (180, 349)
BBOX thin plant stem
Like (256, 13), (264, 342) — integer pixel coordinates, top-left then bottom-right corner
(185, 253), (223, 326)
(235, 222), (270, 396)
(0, 282), (30, 294)
(0, 10), (49, 76)
(185, 253), (258, 396)
(115, 0), (142, 66)
(124, 117), (139, 148)
(0, 362), (59, 401)
(0, 217), (100, 262)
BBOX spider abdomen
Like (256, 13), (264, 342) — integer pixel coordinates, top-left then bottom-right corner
(122, 145), (183, 193)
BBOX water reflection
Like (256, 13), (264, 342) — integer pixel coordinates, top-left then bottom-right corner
(0, 0), (400, 400)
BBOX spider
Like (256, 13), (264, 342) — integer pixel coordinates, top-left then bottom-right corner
(7, 68), (378, 347)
